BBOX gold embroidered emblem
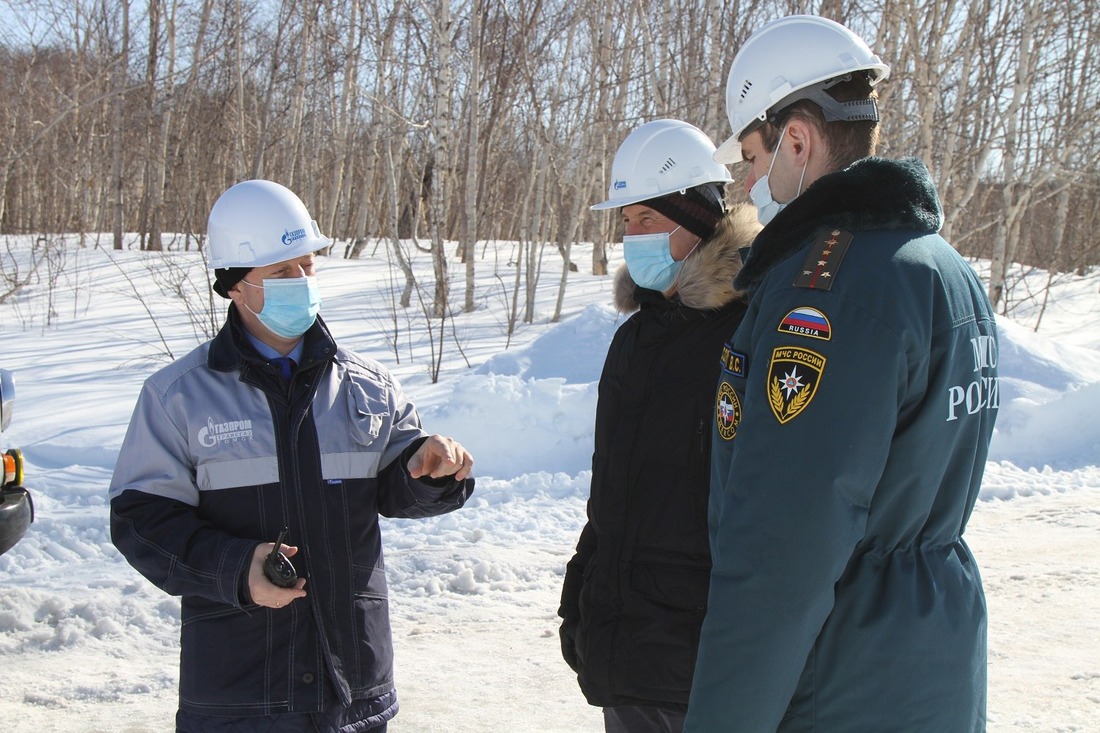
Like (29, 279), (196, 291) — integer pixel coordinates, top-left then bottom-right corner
(767, 346), (825, 424)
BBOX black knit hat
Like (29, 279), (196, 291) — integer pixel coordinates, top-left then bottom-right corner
(213, 267), (252, 298)
(645, 183), (726, 240)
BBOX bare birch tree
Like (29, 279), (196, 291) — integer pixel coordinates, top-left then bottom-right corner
(111, 2), (132, 250)
(459, 0), (482, 313)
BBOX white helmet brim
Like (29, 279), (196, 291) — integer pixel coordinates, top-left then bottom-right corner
(713, 135), (742, 165)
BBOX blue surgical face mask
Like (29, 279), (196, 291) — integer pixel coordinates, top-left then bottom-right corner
(749, 126), (807, 227)
(623, 225), (687, 293)
(242, 276), (322, 339)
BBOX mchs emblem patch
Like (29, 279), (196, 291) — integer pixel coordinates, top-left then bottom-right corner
(767, 346), (825, 424)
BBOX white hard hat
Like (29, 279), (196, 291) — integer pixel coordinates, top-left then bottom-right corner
(591, 119), (733, 210)
(714, 15), (890, 163)
(206, 180), (331, 270)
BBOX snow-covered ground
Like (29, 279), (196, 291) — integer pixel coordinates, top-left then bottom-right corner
(0, 238), (1097, 732)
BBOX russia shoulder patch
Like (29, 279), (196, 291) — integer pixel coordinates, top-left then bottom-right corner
(793, 229), (852, 290)
(778, 307), (832, 341)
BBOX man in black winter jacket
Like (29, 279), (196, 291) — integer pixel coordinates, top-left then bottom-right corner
(558, 119), (759, 733)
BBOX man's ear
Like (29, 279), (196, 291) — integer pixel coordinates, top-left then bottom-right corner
(227, 280), (246, 302)
(785, 118), (814, 161)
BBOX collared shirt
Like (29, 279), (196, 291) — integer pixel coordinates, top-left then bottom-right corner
(245, 331), (304, 365)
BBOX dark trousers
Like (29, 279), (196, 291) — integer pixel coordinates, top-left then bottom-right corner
(177, 712), (388, 732)
(603, 705), (685, 733)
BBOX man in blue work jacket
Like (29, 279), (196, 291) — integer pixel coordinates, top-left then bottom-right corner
(110, 180), (474, 732)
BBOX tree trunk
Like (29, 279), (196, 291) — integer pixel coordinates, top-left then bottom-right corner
(112, 2), (131, 250)
(427, 0), (453, 319)
(461, 0), (483, 313)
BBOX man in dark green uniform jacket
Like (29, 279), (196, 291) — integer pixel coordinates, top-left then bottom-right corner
(685, 16), (998, 733)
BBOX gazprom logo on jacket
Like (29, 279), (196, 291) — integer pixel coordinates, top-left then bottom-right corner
(281, 227), (307, 246)
(198, 417), (254, 448)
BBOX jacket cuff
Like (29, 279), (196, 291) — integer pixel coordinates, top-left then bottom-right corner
(225, 539), (260, 608)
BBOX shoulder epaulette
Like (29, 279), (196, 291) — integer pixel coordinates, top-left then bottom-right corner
(792, 229), (853, 291)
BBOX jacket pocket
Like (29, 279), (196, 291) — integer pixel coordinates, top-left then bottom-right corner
(352, 563), (389, 600)
(346, 382), (392, 449)
(630, 560), (710, 613)
(179, 599), (290, 709)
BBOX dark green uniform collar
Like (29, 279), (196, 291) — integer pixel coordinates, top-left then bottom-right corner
(735, 157), (944, 294)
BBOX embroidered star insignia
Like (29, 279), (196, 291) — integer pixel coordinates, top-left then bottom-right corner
(793, 229), (853, 291)
(780, 368), (804, 398)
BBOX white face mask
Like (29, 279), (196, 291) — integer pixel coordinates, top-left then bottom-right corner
(749, 126), (808, 227)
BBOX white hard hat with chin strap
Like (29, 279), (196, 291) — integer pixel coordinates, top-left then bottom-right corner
(714, 15), (890, 164)
(592, 119), (733, 211)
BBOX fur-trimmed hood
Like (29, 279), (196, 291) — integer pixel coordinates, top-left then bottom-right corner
(614, 202), (760, 313)
(734, 156), (944, 294)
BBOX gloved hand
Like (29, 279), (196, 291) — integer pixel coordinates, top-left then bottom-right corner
(559, 617), (581, 673)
